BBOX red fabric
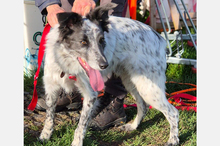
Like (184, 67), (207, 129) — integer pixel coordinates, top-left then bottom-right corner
(69, 75), (77, 81)
(27, 24), (51, 111)
(168, 93), (197, 112)
(128, 0), (137, 20)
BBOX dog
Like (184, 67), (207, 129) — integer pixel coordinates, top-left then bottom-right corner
(39, 3), (179, 146)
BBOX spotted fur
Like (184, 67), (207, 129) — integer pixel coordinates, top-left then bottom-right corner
(39, 3), (179, 146)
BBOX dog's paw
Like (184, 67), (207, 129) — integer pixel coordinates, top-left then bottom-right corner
(164, 143), (179, 146)
(118, 123), (136, 132)
(164, 136), (179, 146)
(39, 132), (51, 142)
(37, 137), (48, 144)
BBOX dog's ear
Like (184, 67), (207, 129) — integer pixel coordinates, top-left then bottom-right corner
(57, 12), (83, 42)
(57, 12), (82, 28)
(86, 3), (118, 32)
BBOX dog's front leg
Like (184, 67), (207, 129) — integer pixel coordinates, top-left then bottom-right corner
(71, 77), (98, 146)
(39, 83), (60, 141)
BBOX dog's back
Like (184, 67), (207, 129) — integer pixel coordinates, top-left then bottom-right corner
(102, 16), (167, 83)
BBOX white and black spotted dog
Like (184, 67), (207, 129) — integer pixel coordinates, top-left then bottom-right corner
(40, 3), (179, 146)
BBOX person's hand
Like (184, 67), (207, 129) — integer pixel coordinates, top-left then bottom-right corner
(72, 0), (96, 16)
(46, 4), (65, 27)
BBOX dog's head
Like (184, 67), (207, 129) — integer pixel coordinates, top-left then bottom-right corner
(56, 3), (117, 91)
(56, 3), (117, 70)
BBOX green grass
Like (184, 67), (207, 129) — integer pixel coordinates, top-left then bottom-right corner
(24, 69), (44, 93)
(24, 109), (196, 146)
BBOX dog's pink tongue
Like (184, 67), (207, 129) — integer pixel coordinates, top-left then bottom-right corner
(78, 57), (104, 91)
(87, 66), (104, 91)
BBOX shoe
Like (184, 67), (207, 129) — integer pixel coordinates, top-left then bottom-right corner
(35, 89), (82, 112)
(89, 96), (126, 131)
(91, 92), (115, 118)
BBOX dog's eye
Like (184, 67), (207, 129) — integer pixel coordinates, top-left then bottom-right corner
(99, 38), (105, 45)
(81, 41), (87, 45)
(99, 38), (104, 43)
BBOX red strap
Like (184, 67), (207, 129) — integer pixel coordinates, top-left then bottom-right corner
(27, 24), (51, 111)
(168, 93), (196, 105)
(168, 93), (197, 112)
(175, 106), (197, 112)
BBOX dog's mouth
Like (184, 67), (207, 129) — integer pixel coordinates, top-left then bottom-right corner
(77, 57), (104, 92)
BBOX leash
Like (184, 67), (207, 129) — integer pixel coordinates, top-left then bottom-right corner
(27, 23), (51, 111)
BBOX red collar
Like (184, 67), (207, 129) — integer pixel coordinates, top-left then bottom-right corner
(69, 75), (77, 81)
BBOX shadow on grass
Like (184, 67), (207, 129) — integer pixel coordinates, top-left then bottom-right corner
(24, 133), (39, 146)
(179, 131), (195, 145)
(91, 107), (196, 146)
(89, 109), (166, 146)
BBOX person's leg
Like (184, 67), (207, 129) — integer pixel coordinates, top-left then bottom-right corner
(104, 74), (127, 99)
(88, 0), (128, 130)
(36, 88), (82, 112)
(89, 74), (128, 130)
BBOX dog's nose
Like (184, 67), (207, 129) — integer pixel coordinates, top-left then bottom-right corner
(99, 62), (109, 69)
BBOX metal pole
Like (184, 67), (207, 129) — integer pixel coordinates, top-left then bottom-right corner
(159, 0), (171, 33)
(173, 0), (197, 50)
(155, 0), (172, 56)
